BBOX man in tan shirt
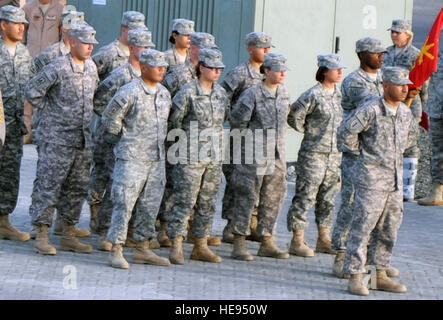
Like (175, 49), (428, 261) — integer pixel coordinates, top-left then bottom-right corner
(23, 0), (64, 57)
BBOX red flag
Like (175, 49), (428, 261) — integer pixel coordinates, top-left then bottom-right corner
(409, 8), (443, 131)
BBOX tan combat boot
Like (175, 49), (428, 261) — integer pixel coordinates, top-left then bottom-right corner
(133, 240), (170, 266)
(386, 266), (399, 278)
(30, 225), (38, 240)
(186, 229), (221, 246)
(222, 221), (234, 244)
(289, 229), (314, 257)
(124, 227), (136, 248)
(157, 221), (172, 247)
(417, 182), (443, 206)
(60, 224), (93, 253)
(332, 250), (350, 279)
(190, 237), (222, 263)
(316, 226), (336, 254)
(348, 274), (370, 296)
(109, 244), (129, 269)
(231, 234), (254, 261)
(53, 214), (90, 238)
(89, 203), (100, 233)
(169, 236), (185, 265)
(375, 269), (407, 293)
(97, 233), (112, 251)
(149, 239), (161, 249)
(34, 225), (56, 255)
(246, 215), (261, 242)
(258, 236), (290, 259)
(0, 215), (30, 242)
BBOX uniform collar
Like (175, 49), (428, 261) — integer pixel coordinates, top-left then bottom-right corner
(260, 81), (279, 99)
(357, 68), (382, 84)
(139, 78), (158, 95)
(68, 53), (86, 74)
(195, 79), (213, 96)
(246, 61), (262, 79)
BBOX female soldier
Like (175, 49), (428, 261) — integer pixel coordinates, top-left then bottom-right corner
(286, 54), (344, 258)
(166, 48), (229, 264)
(164, 18), (194, 74)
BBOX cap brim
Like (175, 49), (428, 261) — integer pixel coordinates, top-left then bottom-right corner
(255, 43), (274, 48)
(388, 27), (406, 33)
(205, 62), (225, 69)
(148, 62), (169, 67)
(137, 42), (156, 48)
(269, 65), (289, 71)
(7, 18), (28, 24)
(79, 38), (99, 44)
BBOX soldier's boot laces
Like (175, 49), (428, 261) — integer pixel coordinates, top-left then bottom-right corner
(373, 270), (407, 293)
(97, 233), (112, 251)
(187, 229), (221, 246)
(231, 234), (254, 261)
(157, 221), (172, 247)
(0, 215), (30, 242)
(417, 183), (443, 206)
(258, 236), (289, 259)
(348, 274), (370, 296)
(60, 224), (93, 253)
(289, 229), (315, 257)
(246, 215), (261, 242)
(190, 237), (222, 263)
(149, 239), (161, 249)
(222, 221), (234, 244)
(124, 227), (136, 248)
(315, 226), (336, 254)
(53, 214), (90, 238)
(133, 240), (170, 266)
(169, 236), (185, 265)
(386, 266), (400, 278)
(34, 225), (56, 255)
(109, 244), (129, 269)
(89, 203), (100, 234)
(332, 250), (349, 279)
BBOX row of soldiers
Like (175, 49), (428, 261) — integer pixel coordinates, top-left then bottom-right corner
(0, 5), (441, 297)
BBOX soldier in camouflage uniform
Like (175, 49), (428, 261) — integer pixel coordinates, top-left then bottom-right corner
(164, 18), (194, 74)
(166, 48), (229, 264)
(384, 19), (428, 201)
(331, 37), (385, 277)
(229, 53), (290, 261)
(102, 49), (171, 269)
(160, 32), (221, 248)
(88, 11), (148, 232)
(339, 67), (419, 296)
(92, 29), (156, 251)
(418, 50), (443, 206)
(25, 24), (99, 255)
(286, 54), (344, 258)
(220, 32), (272, 244)
(0, 5), (32, 243)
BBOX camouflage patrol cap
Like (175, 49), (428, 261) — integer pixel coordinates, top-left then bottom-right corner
(0, 5), (28, 24)
(198, 48), (225, 69)
(190, 32), (218, 49)
(388, 19), (412, 33)
(263, 53), (288, 71)
(121, 11), (147, 30)
(382, 66), (413, 85)
(128, 29), (155, 47)
(69, 24), (98, 44)
(172, 18), (195, 35)
(317, 53), (345, 69)
(139, 49), (168, 67)
(355, 37), (387, 53)
(245, 32), (274, 48)
(62, 11), (85, 29)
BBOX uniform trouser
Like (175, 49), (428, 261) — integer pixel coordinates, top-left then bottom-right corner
(96, 146), (116, 235)
(230, 159), (287, 237)
(430, 118), (443, 184)
(156, 160), (175, 222)
(106, 159), (165, 245)
(166, 162), (222, 240)
(88, 117), (111, 205)
(286, 152), (341, 231)
(331, 152), (357, 251)
(344, 187), (403, 274)
(0, 123), (23, 215)
(30, 142), (91, 226)
(221, 163), (235, 221)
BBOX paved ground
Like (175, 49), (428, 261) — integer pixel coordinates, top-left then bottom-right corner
(0, 145), (442, 301)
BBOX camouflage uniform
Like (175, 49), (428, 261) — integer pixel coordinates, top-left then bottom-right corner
(221, 61), (263, 222)
(164, 18), (194, 74)
(286, 82), (342, 231)
(164, 46), (190, 74)
(331, 67), (383, 251)
(428, 51), (443, 184)
(26, 51), (99, 226)
(0, 38), (33, 216)
(229, 73), (290, 237)
(339, 93), (419, 273)
(102, 74), (171, 245)
(166, 75), (229, 240)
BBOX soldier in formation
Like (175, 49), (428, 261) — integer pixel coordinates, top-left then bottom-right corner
(164, 18), (194, 74)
